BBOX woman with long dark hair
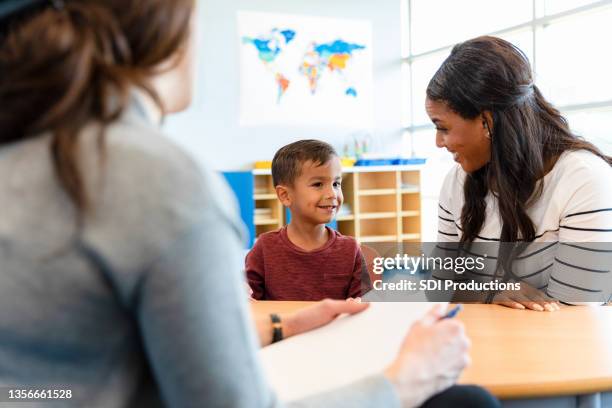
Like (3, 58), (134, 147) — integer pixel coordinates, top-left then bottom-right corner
(427, 36), (612, 310)
(0, 1), (505, 407)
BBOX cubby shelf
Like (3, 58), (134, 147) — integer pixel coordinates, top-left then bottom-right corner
(252, 173), (284, 237)
(251, 165), (423, 243)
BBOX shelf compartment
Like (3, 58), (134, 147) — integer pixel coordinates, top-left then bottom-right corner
(359, 194), (397, 213)
(254, 193), (278, 200)
(360, 212), (397, 220)
(340, 173), (355, 209)
(402, 217), (421, 237)
(357, 171), (397, 190)
(359, 235), (398, 243)
(401, 194), (421, 213)
(254, 186), (283, 239)
(400, 170), (420, 189)
(360, 217), (397, 239)
(255, 223), (281, 236)
(358, 188), (397, 196)
(337, 219), (355, 236)
(254, 218), (280, 226)
(401, 233), (421, 243)
(254, 174), (274, 195)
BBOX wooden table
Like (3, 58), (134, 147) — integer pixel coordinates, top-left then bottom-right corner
(251, 302), (612, 400)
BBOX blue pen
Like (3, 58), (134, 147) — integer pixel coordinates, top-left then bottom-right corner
(441, 304), (462, 319)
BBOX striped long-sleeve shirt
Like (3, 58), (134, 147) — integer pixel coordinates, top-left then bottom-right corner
(435, 150), (612, 304)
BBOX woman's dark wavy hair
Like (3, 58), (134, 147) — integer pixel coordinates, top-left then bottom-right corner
(426, 36), (612, 283)
(0, 0), (194, 218)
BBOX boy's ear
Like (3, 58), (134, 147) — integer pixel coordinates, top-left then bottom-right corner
(275, 184), (291, 207)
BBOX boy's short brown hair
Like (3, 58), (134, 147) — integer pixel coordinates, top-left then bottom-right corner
(272, 140), (338, 186)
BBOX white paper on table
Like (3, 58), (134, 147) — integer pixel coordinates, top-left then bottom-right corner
(259, 302), (446, 402)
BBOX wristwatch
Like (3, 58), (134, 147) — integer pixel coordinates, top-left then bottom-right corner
(270, 313), (283, 343)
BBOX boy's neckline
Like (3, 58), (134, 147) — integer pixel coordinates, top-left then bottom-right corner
(281, 225), (337, 254)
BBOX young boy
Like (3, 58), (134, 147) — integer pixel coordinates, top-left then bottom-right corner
(246, 140), (370, 300)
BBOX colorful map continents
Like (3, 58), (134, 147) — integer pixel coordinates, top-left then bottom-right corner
(242, 28), (366, 103)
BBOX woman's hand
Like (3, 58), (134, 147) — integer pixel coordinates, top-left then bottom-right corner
(384, 304), (471, 408)
(283, 299), (369, 339)
(493, 281), (560, 311)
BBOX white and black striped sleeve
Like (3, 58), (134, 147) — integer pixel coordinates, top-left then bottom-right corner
(548, 160), (612, 304)
(437, 166), (460, 243)
(437, 203), (459, 242)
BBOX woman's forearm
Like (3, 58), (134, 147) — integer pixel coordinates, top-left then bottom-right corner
(255, 313), (298, 347)
(255, 300), (368, 347)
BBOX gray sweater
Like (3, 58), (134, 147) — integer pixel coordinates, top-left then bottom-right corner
(0, 100), (399, 407)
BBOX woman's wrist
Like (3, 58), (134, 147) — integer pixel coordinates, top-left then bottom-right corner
(281, 313), (296, 339)
(270, 314), (283, 343)
(263, 313), (296, 346)
(383, 362), (399, 385)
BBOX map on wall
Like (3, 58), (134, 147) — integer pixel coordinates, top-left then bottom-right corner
(238, 11), (373, 127)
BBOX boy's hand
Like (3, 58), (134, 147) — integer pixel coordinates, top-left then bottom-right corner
(283, 299), (369, 338)
(245, 282), (257, 302)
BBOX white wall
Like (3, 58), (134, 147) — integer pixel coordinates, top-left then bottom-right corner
(164, 0), (405, 171)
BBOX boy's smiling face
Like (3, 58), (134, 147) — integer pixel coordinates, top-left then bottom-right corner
(277, 156), (343, 225)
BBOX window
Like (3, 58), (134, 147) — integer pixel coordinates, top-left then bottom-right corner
(402, 0), (612, 240)
(537, 7), (612, 106)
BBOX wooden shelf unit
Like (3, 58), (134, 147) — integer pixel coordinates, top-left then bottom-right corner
(251, 166), (422, 243)
(345, 168), (422, 244)
(252, 172), (284, 238)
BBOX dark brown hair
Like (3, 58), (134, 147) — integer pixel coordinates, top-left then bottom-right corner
(0, 0), (194, 216)
(272, 139), (338, 186)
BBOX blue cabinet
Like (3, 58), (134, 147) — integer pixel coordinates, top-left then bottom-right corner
(221, 171), (255, 248)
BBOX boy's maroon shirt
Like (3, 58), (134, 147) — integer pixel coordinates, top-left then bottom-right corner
(246, 226), (370, 300)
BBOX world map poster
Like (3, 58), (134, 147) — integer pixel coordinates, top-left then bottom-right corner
(238, 11), (373, 127)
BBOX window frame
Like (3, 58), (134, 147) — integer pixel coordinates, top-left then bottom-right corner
(402, 0), (612, 155)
